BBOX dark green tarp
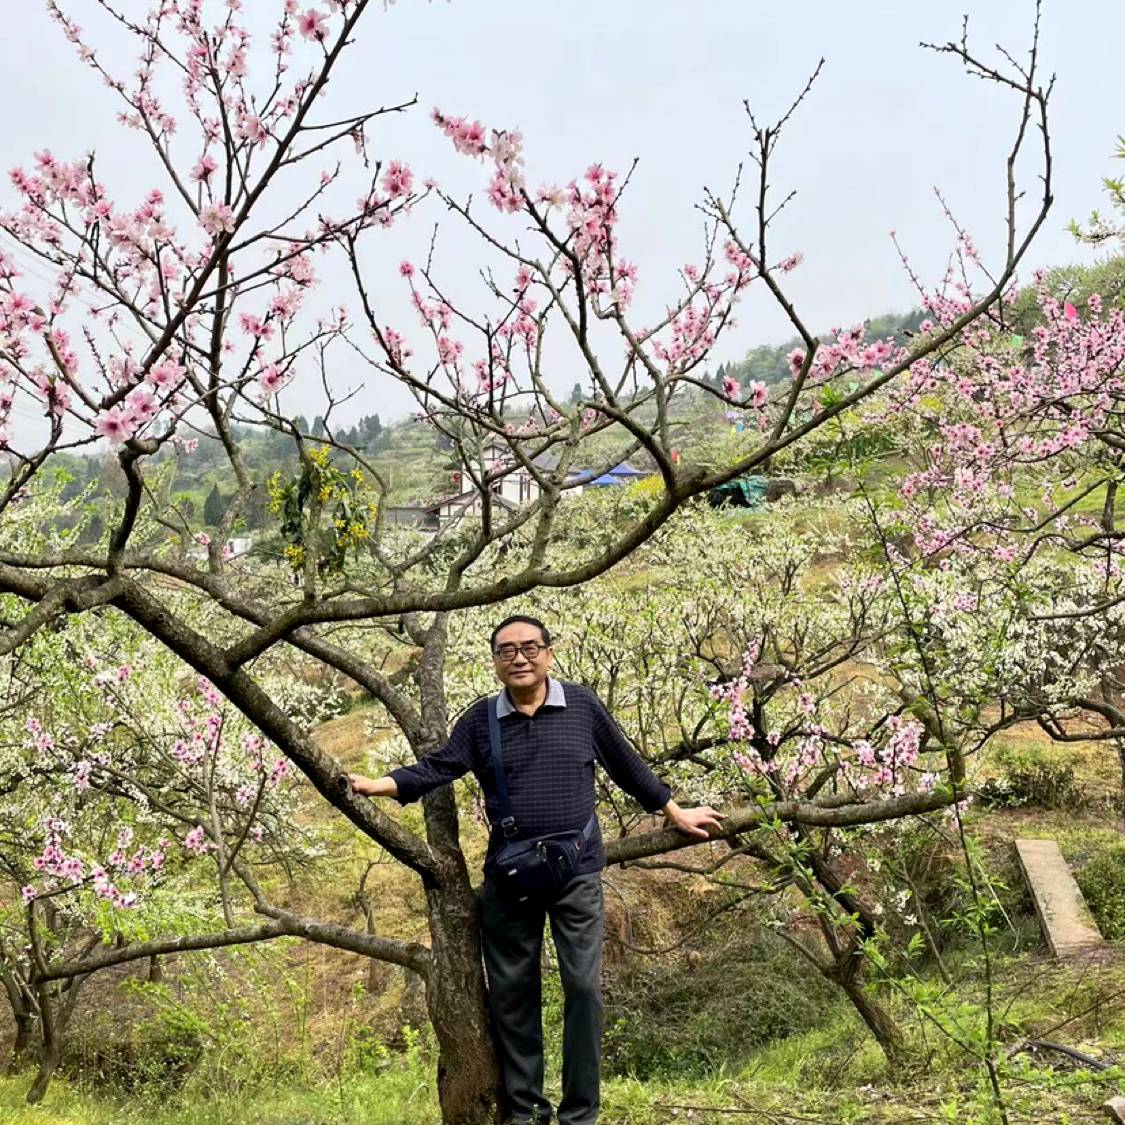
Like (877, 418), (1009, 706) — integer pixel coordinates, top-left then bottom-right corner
(707, 474), (767, 509)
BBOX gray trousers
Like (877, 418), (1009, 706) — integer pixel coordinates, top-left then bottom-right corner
(480, 872), (604, 1125)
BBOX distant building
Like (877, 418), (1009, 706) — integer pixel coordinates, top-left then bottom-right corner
(447, 439), (565, 507)
(384, 506), (440, 532)
(426, 488), (519, 527)
(187, 534), (255, 563)
(424, 438), (652, 529)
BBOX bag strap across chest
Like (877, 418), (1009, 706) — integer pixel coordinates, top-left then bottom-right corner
(487, 694), (519, 839)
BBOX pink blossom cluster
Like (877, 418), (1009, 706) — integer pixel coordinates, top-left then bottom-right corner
(4, 0), (400, 450)
(28, 669), (292, 918)
(398, 260), (547, 402)
(485, 130), (525, 214)
(564, 164), (624, 275)
(721, 375), (769, 409)
(628, 241), (760, 382)
(710, 647), (774, 778)
(713, 644), (935, 799)
(25, 816), (166, 910)
(431, 110), (488, 158)
(353, 158), (418, 231)
(1, 149), (198, 441)
(25, 715), (54, 756)
(183, 825), (213, 855)
(787, 324), (903, 388)
(843, 718), (924, 795)
(652, 295), (725, 374)
(434, 113), (645, 319)
(896, 278), (1125, 554)
(644, 265), (756, 381)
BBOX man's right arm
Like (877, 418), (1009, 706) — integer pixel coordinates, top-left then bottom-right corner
(349, 774), (399, 798)
(348, 706), (478, 804)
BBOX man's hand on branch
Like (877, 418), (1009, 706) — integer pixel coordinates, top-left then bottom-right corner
(662, 800), (725, 839)
(347, 774), (398, 799)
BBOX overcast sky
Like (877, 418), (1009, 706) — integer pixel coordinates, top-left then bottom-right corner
(3, 0), (1123, 430)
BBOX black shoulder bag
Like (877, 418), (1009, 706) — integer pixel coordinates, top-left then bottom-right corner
(487, 694), (596, 904)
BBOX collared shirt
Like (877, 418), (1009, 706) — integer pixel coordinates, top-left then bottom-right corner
(494, 675), (567, 718)
(388, 678), (672, 875)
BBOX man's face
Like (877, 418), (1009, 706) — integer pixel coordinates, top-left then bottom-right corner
(492, 622), (554, 692)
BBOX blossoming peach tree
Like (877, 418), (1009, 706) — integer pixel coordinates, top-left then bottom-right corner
(886, 234), (1125, 811)
(0, 489), (363, 1099)
(438, 488), (1120, 1065)
(0, 2), (1055, 1120)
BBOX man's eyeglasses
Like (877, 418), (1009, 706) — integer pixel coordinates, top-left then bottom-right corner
(492, 642), (549, 663)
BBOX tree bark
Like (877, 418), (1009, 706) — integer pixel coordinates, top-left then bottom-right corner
(789, 831), (911, 1067)
(404, 615), (506, 1124)
(25, 1038), (59, 1106)
(26, 986), (63, 1106)
(0, 968), (35, 1074)
(1117, 738), (1125, 832)
(834, 969), (908, 1065)
(422, 872), (505, 1125)
(8, 1012), (34, 1075)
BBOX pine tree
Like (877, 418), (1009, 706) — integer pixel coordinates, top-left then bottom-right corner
(203, 482), (224, 526)
(361, 413), (383, 447)
(243, 481), (270, 531)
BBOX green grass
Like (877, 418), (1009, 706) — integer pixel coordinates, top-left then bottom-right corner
(4, 991), (1123, 1125)
(0, 1065), (441, 1125)
(0, 1003), (882, 1125)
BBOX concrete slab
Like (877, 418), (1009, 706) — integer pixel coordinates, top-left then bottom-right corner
(1103, 1096), (1125, 1123)
(1015, 839), (1105, 958)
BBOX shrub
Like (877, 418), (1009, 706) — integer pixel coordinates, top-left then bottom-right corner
(599, 930), (836, 1080)
(70, 1001), (206, 1095)
(977, 748), (1085, 811)
(1075, 840), (1125, 941)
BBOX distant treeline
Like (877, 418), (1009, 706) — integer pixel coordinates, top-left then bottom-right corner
(711, 308), (929, 391)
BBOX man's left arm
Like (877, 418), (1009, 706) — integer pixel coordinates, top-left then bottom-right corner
(589, 695), (725, 840)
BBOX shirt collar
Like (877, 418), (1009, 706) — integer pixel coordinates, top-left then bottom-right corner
(496, 676), (566, 718)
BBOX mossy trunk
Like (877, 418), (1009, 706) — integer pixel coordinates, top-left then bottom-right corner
(26, 1031), (60, 1105)
(835, 970), (908, 1065)
(6, 1011), (34, 1075)
(424, 876), (506, 1125)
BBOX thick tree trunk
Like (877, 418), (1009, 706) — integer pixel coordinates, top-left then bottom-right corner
(26, 975), (85, 1105)
(834, 970), (908, 1065)
(788, 932), (910, 1068)
(423, 875), (505, 1125)
(792, 835), (910, 1067)
(26, 1032), (60, 1105)
(7, 1012), (34, 1075)
(1117, 738), (1125, 832)
(0, 970), (35, 1074)
(411, 617), (506, 1124)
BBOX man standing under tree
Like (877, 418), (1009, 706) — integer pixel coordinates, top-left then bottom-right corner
(349, 614), (724, 1125)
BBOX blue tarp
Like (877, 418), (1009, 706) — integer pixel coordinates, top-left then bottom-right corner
(572, 463), (647, 487)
